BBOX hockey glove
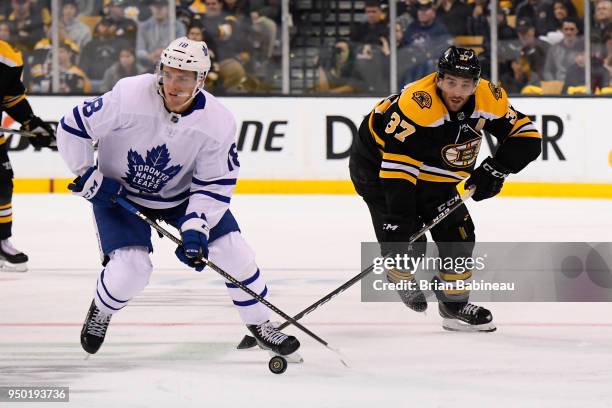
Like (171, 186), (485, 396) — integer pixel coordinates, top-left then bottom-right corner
(465, 157), (510, 202)
(175, 212), (209, 272)
(68, 167), (125, 207)
(21, 115), (56, 149)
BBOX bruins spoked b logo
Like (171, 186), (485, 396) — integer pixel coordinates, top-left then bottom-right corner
(489, 82), (502, 100)
(412, 91), (432, 109)
(441, 137), (482, 168)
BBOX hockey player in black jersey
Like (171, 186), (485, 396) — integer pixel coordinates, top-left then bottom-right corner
(0, 40), (55, 271)
(350, 46), (542, 332)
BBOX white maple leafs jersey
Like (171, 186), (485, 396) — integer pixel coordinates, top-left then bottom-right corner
(56, 73), (240, 232)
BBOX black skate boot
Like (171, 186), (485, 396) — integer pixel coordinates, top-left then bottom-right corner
(439, 302), (496, 332)
(81, 300), (112, 354)
(0, 239), (28, 272)
(386, 268), (428, 312)
(247, 321), (300, 356)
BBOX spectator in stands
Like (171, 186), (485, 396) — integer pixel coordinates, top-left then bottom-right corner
(350, 0), (389, 47)
(403, 0), (449, 47)
(501, 18), (549, 75)
(80, 17), (127, 88)
(500, 54), (541, 93)
(0, 21), (11, 43)
(515, 0), (538, 25)
(603, 29), (612, 81)
(176, 6), (194, 30)
(29, 40), (92, 93)
(249, 7), (277, 77)
(540, 0), (579, 43)
(4, 0), (46, 51)
(399, 0), (450, 83)
(201, 0), (252, 88)
(136, 0), (187, 70)
(182, 0), (206, 19)
(61, 0), (92, 50)
(397, 0), (417, 29)
(108, 0), (138, 47)
(563, 49), (610, 92)
(467, 0), (516, 40)
(186, 23), (221, 90)
(224, 0), (250, 21)
(74, 0), (104, 17)
(592, 0), (612, 46)
(543, 17), (583, 81)
(436, 0), (471, 36)
(252, 0), (282, 25)
(315, 41), (367, 93)
(100, 45), (147, 92)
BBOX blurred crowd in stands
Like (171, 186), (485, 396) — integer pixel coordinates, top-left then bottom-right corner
(0, 0), (610, 95)
(317, 0), (611, 94)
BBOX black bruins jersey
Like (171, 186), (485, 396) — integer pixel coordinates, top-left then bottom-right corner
(351, 72), (542, 238)
(0, 40), (28, 146)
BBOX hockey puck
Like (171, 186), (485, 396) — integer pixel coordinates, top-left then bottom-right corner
(268, 356), (287, 374)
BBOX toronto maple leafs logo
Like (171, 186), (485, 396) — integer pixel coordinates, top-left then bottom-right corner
(122, 144), (182, 194)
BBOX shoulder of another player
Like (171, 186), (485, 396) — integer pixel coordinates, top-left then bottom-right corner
(0, 40), (23, 68)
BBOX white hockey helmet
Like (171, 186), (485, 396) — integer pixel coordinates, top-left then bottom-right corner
(157, 37), (211, 99)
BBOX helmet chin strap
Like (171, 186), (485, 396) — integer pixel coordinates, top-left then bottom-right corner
(157, 75), (206, 113)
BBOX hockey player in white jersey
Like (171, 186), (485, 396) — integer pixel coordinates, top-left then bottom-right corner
(56, 37), (300, 358)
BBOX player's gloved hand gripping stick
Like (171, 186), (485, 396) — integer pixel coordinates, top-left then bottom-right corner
(114, 196), (349, 367)
(237, 187), (476, 349)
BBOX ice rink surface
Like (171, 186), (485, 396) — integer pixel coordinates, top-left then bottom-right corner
(1, 194), (611, 407)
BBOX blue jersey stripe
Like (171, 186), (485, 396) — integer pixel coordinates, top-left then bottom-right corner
(100, 269), (129, 303)
(225, 269), (260, 289)
(192, 190), (231, 204)
(60, 117), (90, 139)
(232, 286), (268, 307)
(72, 106), (91, 139)
(95, 287), (124, 311)
(192, 177), (237, 186)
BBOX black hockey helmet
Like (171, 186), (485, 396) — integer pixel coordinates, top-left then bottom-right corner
(437, 46), (481, 81)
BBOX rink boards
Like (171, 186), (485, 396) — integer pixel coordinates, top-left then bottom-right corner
(4, 95), (612, 198)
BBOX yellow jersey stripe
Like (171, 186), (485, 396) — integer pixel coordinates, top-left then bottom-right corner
(0, 216), (13, 223)
(382, 152), (422, 167)
(440, 271), (473, 281)
(0, 203), (11, 210)
(368, 111), (385, 148)
(2, 94), (26, 109)
(443, 289), (470, 295)
(0, 40), (23, 67)
(510, 131), (541, 139)
(379, 170), (417, 184)
(509, 116), (531, 134)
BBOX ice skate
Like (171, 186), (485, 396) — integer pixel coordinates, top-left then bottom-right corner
(81, 300), (112, 354)
(247, 321), (300, 357)
(386, 268), (428, 312)
(439, 302), (496, 332)
(0, 239), (28, 272)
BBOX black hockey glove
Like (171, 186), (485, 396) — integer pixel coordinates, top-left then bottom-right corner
(465, 157), (510, 202)
(21, 116), (56, 149)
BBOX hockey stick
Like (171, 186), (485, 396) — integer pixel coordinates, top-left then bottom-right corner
(237, 187), (476, 349)
(0, 126), (58, 148)
(0, 127), (36, 137)
(115, 197), (349, 367)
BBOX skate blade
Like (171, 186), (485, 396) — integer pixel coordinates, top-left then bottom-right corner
(442, 318), (497, 333)
(0, 260), (27, 272)
(267, 350), (303, 364)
